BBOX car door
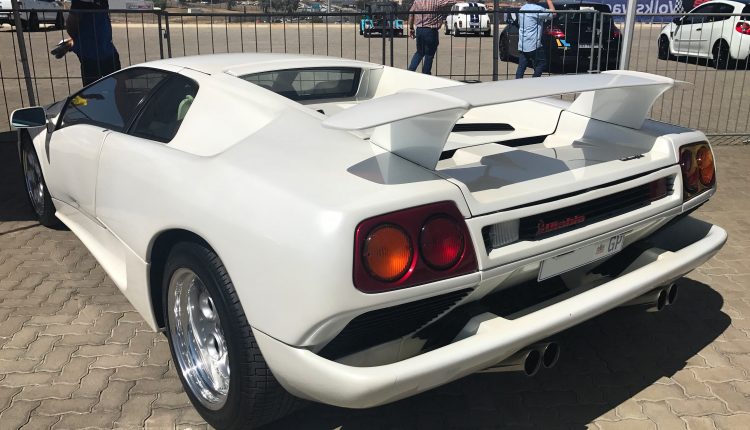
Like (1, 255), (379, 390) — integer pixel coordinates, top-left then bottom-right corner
(705, 3), (737, 55)
(47, 68), (169, 218)
(673, 4), (715, 56)
(95, 73), (199, 238)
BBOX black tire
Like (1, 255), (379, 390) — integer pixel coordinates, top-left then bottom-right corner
(484, 29), (491, 37)
(25, 12), (39, 32)
(19, 134), (59, 227)
(55, 12), (65, 30)
(658, 35), (670, 60)
(713, 40), (731, 70)
(163, 241), (299, 429)
(499, 34), (510, 61)
(453, 25), (460, 37)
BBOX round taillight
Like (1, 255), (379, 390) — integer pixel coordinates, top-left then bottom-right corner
(420, 216), (465, 270)
(679, 148), (692, 175)
(362, 225), (413, 282)
(696, 146), (715, 186)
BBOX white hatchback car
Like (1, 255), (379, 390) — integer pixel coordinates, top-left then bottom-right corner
(445, 2), (491, 36)
(658, 0), (750, 68)
(0, 0), (66, 31)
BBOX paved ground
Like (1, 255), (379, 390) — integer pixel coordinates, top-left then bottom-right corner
(0, 135), (749, 429)
(0, 20), (748, 136)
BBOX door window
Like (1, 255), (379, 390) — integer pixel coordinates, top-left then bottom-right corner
(129, 75), (199, 143)
(711, 3), (735, 21)
(683, 4), (716, 25)
(60, 68), (168, 131)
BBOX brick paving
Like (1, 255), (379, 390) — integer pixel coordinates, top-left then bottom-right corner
(0, 138), (748, 430)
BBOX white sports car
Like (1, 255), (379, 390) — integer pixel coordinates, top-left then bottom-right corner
(658, 0), (750, 68)
(11, 53), (726, 429)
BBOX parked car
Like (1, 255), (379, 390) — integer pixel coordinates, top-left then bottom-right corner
(445, 2), (491, 36)
(0, 0), (66, 31)
(658, 0), (750, 69)
(500, 1), (621, 72)
(360, 1), (404, 37)
(11, 53), (726, 429)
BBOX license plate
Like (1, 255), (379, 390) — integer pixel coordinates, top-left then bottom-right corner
(538, 233), (625, 281)
(578, 44), (593, 49)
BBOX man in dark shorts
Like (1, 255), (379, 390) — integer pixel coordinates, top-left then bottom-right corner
(66, 0), (120, 86)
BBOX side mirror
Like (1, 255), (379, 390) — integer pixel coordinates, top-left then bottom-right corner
(10, 107), (46, 128)
(673, 16), (682, 25)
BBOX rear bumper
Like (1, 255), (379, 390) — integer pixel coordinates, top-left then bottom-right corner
(254, 216), (726, 408)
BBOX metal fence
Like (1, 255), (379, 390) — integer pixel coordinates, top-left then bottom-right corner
(0, 8), (748, 141)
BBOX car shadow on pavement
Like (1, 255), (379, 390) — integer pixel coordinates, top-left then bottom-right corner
(268, 278), (728, 429)
(0, 133), (38, 223)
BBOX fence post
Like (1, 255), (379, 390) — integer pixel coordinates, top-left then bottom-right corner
(164, 11), (172, 58)
(619, 0), (637, 69)
(10, 0), (36, 106)
(389, 10), (394, 66)
(589, 11), (597, 72)
(157, 11), (165, 59)
(492, 0), (499, 81)
(381, 13), (386, 65)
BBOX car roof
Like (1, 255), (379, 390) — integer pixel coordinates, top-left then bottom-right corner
(455, 2), (487, 6)
(144, 53), (381, 76)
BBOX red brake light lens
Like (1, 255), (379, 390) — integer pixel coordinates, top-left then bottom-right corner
(546, 26), (566, 38)
(679, 142), (715, 200)
(353, 202), (478, 293)
(420, 216), (465, 270)
(737, 22), (750, 35)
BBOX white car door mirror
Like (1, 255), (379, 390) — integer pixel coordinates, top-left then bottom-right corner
(10, 107), (47, 128)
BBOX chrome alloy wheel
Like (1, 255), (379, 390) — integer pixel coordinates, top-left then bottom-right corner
(168, 268), (230, 410)
(22, 147), (45, 216)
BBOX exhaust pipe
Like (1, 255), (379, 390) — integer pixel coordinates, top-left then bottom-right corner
(623, 287), (668, 312)
(666, 283), (678, 305)
(480, 348), (542, 376)
(537, 342), (561, 369)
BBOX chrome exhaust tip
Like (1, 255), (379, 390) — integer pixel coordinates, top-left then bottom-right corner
(649, 288), (668, 313)
(480, 348), (542, 376)
(666, 283), (678, 306)
(623, 287), (668, 312)
(540, 342), (560, 369)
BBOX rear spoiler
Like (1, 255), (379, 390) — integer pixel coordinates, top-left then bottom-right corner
(322, 70), (680, 170)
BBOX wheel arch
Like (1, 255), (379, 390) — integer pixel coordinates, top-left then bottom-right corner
(712, 38), (730, 59)
(148, 228), (213, 329)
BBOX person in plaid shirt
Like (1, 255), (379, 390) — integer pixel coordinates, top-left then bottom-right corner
(407, 0), (458, 74)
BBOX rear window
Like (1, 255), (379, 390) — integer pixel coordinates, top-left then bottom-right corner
(554, 5), (613, 26)
(241, 68), (361, 101)
(461, 6), (485, 13)
(555, 4), (611, 23)
(743, 5), (750, 19)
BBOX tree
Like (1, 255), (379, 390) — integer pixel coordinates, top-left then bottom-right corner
(276, 0), (300, 12)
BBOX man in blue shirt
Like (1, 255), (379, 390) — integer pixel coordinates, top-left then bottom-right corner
(515, 0), (555, 79)
(66, 0), (120, 86)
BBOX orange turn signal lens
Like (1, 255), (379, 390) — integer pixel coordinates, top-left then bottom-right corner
(362, 225), (413, 282)
(696, 145), (715, 186)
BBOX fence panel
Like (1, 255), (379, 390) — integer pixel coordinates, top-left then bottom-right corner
(614, 12), (749, 137)
(0, 8), (747, 141)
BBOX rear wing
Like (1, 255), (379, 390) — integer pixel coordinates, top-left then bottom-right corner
(322, 70), (679, 170)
